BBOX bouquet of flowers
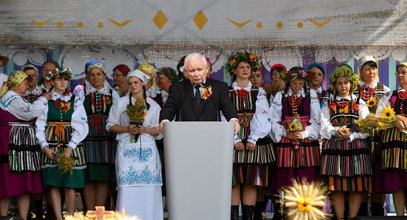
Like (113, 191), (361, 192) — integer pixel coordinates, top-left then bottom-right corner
(287, 118), (304, 150)
(127, 97), (147, 143)
(356, 106), (407, 137)
(53, 152), (75, 177)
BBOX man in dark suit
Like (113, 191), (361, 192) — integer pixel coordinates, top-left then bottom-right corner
(159, 53), (239, 133)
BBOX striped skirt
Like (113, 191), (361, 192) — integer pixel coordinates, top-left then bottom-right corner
(84, 115), (117, 164)
(274, 137), (320, 168)
(321, 138), (372, 192)
(380, 127), (407, 170)
(8, 122), (41, 172)
(233, 137), (275, 187)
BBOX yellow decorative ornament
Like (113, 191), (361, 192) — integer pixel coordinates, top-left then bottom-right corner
(0, 71), (29, 97)
(282, 179), (329, 220)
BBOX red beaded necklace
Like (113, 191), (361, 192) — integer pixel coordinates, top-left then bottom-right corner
(335, 100), (350, 108)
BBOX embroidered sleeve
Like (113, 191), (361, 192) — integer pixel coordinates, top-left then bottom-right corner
(269, 92), (286, 142)
(1, 92), (48, 120)
(35, 106), (49, 149)
(320, 105), (338, 140)
(303, 89), (321, 140)
(249, 88), (271, 144)
(349, 99), (369, 141)
(67, 96), (89, 149)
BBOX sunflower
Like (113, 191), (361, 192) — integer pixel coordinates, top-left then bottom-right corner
(380, 106), (396, 120)
(366, 97), (377, 108)
(288, 122), (297, 132)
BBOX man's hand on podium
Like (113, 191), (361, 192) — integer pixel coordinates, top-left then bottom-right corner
(159, 120), (169, 134)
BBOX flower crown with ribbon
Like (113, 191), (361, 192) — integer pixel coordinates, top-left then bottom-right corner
(45, 67), (73, 81)
(329, 64), (360, 93)
(225, 51), (260, 77)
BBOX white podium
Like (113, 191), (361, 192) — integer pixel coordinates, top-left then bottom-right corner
(163, 122), (234, 220)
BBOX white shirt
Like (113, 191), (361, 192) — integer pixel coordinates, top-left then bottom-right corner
(320, 95), (369, 142)
(0, 90), (48, 120)
(74, 80), (120, 104)
(35, 91), (89, 150)
(106, 95), (163, 141)
(269, 88), (321, 142)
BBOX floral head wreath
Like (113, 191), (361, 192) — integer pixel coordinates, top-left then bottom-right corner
(45, 67), (74, 81)
(0, 71), (29, 97)
(225, 51), (260, 77)
(158, 67), (181, 83)
(281, 67), (313, 82)
(329, 64), (360, 93)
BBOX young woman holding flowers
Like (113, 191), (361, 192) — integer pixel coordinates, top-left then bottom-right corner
(355, 56), (390, 216)
(375, 62), (407, 216)
(269, 67), (321, 216)
(225, 51), (271, 220)
(106, 69), (162, 220)
(0, 71), (51, 220)
(35, 68), (89, 220)
(75, 62), (120, 211)
(320, 64), (371, 219)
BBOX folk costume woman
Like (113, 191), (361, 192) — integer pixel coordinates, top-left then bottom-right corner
(106, 70), (163, 220)
(36, 68), (88, 220)
(0, 71), (50, 220)
(375, 62), (407, 216)
(22, 65), (44, 103)
(320, 65), (371, 219)
(269, 67), (321, 189)
(225, 51), (272, 220)
(113, 64), (131, 97)
(307, 63), (329, 109)
(75, 62), (120, 211)
(355, 56), (390, 216)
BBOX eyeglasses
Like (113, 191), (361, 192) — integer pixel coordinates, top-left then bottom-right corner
(396, 71), (407, 75)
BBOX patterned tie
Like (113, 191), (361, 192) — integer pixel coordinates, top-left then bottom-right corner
(194, 84), (201, 109)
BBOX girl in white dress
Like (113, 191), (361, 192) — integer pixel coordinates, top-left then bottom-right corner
(106, 69), (163, 220)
